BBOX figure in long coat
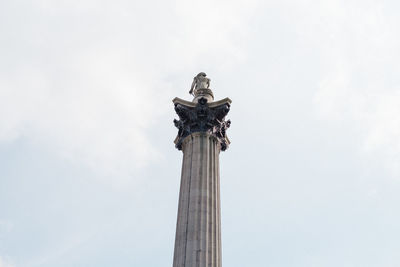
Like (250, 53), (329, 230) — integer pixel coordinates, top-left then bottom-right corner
(189, 72), (210, 96)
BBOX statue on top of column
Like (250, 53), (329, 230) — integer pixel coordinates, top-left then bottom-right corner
(189, 72), (210, 96)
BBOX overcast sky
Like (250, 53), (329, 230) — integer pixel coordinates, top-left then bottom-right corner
(1, 0), (400, 266)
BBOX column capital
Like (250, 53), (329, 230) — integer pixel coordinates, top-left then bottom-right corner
(173, 97), (232, 151)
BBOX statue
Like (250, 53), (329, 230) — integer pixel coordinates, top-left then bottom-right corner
(189, 72), (210, 96)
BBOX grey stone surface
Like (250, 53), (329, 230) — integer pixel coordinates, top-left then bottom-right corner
(173, 132), (222, 267)
(172, 90), (231, 267)
(189, 72), (211, 96)
(192, 88), (214, 103)
(173, 97), (231, 151)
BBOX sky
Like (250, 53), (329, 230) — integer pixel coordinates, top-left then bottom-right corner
(1, 0), (400, 266)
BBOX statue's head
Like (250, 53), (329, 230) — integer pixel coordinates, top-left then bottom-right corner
(197, 72), (207, 77)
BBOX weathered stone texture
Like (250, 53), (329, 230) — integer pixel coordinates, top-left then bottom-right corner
(172, 91), (231, 267)
(173, 133), (222, 267)
(173, 97), (231, 151)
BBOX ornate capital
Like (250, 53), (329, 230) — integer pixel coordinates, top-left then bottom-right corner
(173, 97), (231, 151)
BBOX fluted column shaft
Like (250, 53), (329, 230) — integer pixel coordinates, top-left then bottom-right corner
(173, 132), (221, 267)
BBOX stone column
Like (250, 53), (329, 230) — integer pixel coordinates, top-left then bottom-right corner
(172, 90), (231, 267)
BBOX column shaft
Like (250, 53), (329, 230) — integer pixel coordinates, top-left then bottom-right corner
(173, 132), (221, 267)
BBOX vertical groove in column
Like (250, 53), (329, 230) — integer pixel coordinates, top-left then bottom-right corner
(204, 135), (210, 267)
(194, 135), (201, 266)
(196, 136), (201, 267)
(216, 145), (221, 267)
(185, 135), (197, 266)
(182, 136), (193, 267)
(199, 134), (207, 267)
(209, 139), (217, 267)
(209, 138), (212, 267)
(198, 135), (203, 267)
(185, 136), (194, 266)
(216, 139), (219, 266)
(211, 138), (215, 266)
(214, 138), (217, 267)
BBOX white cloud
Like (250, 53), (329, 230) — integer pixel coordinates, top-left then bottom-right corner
(0, 257), (14, 267)
(306, 0), (400, 178)
(0, 52), (163, 181)
(0, 0), (260, 182)
(2, 0), (400, 266)
(0, 220), (13, 237)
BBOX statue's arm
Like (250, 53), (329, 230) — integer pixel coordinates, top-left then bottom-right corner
(189, 79), (196, 94)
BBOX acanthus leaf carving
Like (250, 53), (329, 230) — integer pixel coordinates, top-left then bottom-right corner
(173, 97), (231, 151)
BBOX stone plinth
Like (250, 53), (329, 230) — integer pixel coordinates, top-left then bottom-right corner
(192, 88), (214, 103)
(173, 95), (231, 267)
